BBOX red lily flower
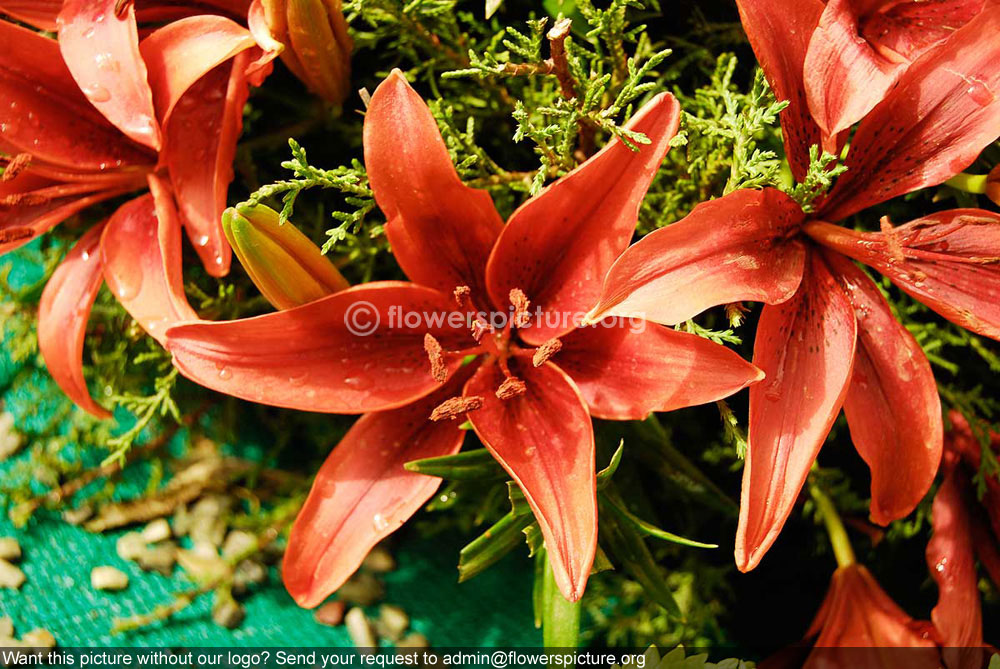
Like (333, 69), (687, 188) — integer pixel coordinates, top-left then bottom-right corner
(1, 7), (274, 416)
(735, 0), (990, 166)
(763, 463), (986, 668)
(164, 71), (764, 606)
(587, 7), (1000, 570)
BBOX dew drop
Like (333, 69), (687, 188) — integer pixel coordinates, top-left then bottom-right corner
(83, 26), (95, 39)
(967, 79), (995, 106)
(95, 52), (120, 73)
(196, 234), (209, 247)
(218, 367), (233, 381)
(83, 84), (112, 103)
(373, 513), (390, 531)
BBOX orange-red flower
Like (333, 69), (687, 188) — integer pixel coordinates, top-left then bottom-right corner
(164, 71), (765, 606)
(587, 3), (1000, 572)
(0, 3), (276, 416)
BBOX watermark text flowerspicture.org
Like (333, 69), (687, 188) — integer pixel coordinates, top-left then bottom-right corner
(343, 301), (646, 337)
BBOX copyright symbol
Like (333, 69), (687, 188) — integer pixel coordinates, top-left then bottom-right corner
(345, 300), (380, 336)
(492, 651), (507, 668)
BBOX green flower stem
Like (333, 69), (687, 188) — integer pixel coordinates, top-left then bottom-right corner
(541, 555), (581, 651)
(809, 481), (856, 569)
(946, 172), (989, 194)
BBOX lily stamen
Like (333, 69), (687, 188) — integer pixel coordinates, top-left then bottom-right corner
(532, 338), (562, 367)
(429, 395), (484, 421)
(423, 333), (448, 383)
(509, 288), (531, 329)
(0, 153), (31, 183)
(495, 376), (526, 399)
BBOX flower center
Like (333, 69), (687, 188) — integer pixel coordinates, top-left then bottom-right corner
(427, 286), (564, 422)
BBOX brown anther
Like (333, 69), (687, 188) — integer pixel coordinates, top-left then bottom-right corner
(430, 395), (484, 421)
(509, 288), (531, 328)
(880, 216), (905, 263)
(0, 227), (34, 245)
(532, 338), (562, 367)
(495, 376), (527, 399)
(1, 192), (52, 207)
(423, 333), (448, 383)
(1, 154), (31, 183)
(453, 285), (472, 308)
(470, 315), (493, 342)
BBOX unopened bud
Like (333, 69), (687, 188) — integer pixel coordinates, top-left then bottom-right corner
(261, 0), (353, 105)
(223, 203), (348, 310)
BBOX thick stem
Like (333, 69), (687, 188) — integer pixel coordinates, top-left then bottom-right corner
(541, 553), (581, 651)
(809, 480), (856, 569)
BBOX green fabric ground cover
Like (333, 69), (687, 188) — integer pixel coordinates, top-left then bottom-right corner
(0, 249), (539, 647)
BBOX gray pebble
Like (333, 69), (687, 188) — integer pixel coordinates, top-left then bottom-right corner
(336, 571), (384, 606)
(116, 532), (146, 561)
(362, 547), (396, 573)
(141, 519), (172, 543)
(211, 597), (245, 629)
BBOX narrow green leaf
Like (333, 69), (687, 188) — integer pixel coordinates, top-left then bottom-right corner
(596, 440), (624, 489)
(404, 448), (504, 480)
(458, 511), (535, 582)
(602, 493), (718, 549)
(600, 503), (680, 617)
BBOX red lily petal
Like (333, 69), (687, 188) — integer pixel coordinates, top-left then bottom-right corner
(803, 0), (983, 146)
(363, 70), (503, 300)
(38, 222), (112, 419)
(928, 465), (983, 653)
(283, 376), (468, 608)
(0, 1), (60, 30)
(466, 356), (596, 601)
(589, 188), (807, 326)
(0, 20), (154, 171)
(971, 514), (1000, 592)
(807, 211), (1000, 341)
(58, 0), (162, 152)
(0, 174), (139, 254)
(738, 251), (857, 572)
(805, 565), (939, 661)
(734, 0), (824, 179)
(101, 177), (197, 344)
(824, 251), (942, 526)
(166, 282), (469, 413)
(818, 7), (1000, 221)
(554, 322), (763, 420)
(486, 93), (680, 344)
(135, 0), (253, 23)
(139, 15), (258, 125)
(163, 55), (250, 277)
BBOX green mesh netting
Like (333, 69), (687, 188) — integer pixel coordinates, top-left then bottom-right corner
(0, 248), (540, 647)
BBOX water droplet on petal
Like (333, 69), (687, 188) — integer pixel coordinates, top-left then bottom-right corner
(83, 84), (112, 103)
(373, 513), (389, 531)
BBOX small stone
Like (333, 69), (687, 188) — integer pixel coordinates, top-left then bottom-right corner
(221, 530), (257, 559)
(336, 571), (384, 606)
(21, 629), (55, 648)
(116, 532), (146, 561)
(376, 605), (409, 642)
(0, 537), (21, 561)
(176, 548), (227, 582)
(90, 566), (129, 591)
(0, 559), (25, 589)
(211, 596), (245, 629)
(396, 633), (429, 650)
(141, 518), (172, 543)
(313, 600), (346, 627)
(136, 543), (176, 576)
(0, 616), (13, 638)
(232, 560), (267, 594)
(0, 412), (23, 460)
(362, 546), (396, 573)
(62, 505), (93, 526)
(189, 497), (228, 547)
(345, 607), (377, 649)
(171, 504), (192, 536)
